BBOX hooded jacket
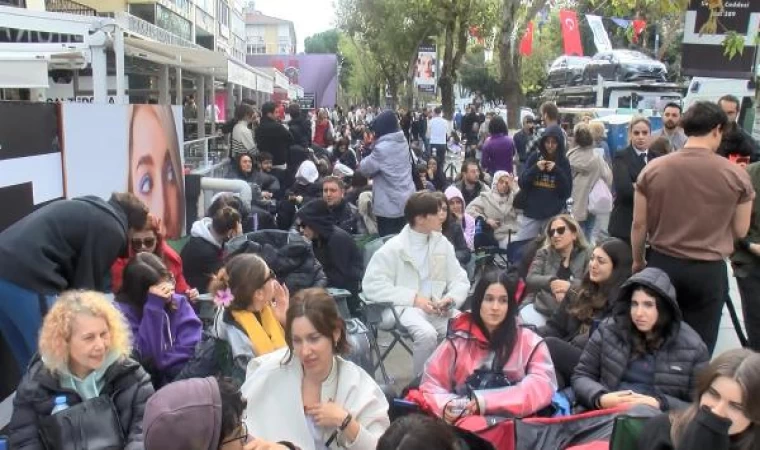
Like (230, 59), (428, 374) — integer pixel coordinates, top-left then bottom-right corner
(518, 125), (573, 220)
(225, 230), (328, 293)
(481, 133), (516, 176)
(111, 241), (191, 295)
(143, 377), (222, 450)
(9, 355), (154, 450)
(445, 186), (476, 250)
(358, 130), (416, 218)
(115, 293), (202, 385)
(571, 268), (710, 411)
(420, 313), (557, 418)
(465, 171), (520, 242)
(524, 245), (589, 317)
(180, 218), (224, 294)
(296, 200), (363, 294)
(228, 153), (280, 195)
(0, 196), (128, 294)
(566, 144), (612, 221)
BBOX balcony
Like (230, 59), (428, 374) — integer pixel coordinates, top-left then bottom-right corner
(45, 0), (97, 16)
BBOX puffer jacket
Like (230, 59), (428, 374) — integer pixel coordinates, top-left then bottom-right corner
(225, 230), (328, 293)
(571, 268), (710, 412)
(9, 356), (154, 450)
(524, 245), (589, 317)
(421, 313), (557, 418)
(465, 172), (520, 242)
(358, 130), (416, 218)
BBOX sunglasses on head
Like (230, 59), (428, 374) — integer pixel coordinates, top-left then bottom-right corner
(548, 226), (567, 237)
(131, 237), (156, 250)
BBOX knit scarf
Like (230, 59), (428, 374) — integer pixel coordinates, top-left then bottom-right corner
(230, 306), (286, 356)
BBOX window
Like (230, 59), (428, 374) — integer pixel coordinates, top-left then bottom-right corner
(0, 0), (25, 6)
(217, 0), (229, 27)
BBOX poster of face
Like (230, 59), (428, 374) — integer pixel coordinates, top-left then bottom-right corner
(61, 104), (185, 239)
(415, 42), (437, 94)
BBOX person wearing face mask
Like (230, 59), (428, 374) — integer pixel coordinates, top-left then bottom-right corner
(181, 206), (243, 294)
(115, 253), (202, 387)
(465, 171), (519, 250)
(608, 117), (657, 245)
(637, 348), (760, 450)
(111, 213), (198, 300)
(539, 238), (632, 389)
(519, 215), (590, 327)
(197, 254), (289, 386)
(571, 268), (710, 412)
(421, 270), (557, 422)
(9, 291), (154, 449)
(241, 288), (390, 450)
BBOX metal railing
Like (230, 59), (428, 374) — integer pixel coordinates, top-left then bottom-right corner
(183, 135), (229, 176)
(45, 0), (97, 15)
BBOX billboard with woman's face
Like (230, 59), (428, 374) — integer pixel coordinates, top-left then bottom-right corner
(61, 104), (185, 238)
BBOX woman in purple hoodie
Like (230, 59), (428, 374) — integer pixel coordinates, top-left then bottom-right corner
(481, 116), (515, 176)
(115, 252), (202, 387)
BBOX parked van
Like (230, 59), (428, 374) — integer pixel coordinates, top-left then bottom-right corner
(683, 77), (756, 128)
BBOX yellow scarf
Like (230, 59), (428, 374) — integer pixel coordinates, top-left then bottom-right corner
(230, 306), (286, 356)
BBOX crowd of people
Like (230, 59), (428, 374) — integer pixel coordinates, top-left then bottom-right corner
(0, 94), (759, 450)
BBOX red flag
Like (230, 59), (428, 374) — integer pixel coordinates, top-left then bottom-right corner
(632, 20), (646, 43)
(559, 10), (584, 56)
(520, 22), (534, 56)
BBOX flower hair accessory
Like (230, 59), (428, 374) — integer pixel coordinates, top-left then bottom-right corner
(214, 288), (233, 307)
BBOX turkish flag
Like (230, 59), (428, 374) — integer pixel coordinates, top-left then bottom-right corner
(632, 20), (647, 43)
(520, 22), (534, 56)
(559, 10), (584, 56)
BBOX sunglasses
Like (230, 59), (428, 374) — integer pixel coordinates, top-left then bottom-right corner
(221, 422), (249, 446)
(131, 237), (156, 250)
(265, 269), (277, 284)
(548, 226), (567, 237)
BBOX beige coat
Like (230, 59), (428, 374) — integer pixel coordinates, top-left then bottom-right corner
(465, 180), (520, 242)
(566, 146), (612, 221)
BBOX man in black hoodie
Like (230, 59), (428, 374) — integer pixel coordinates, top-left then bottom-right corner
(0, 193), (148, 398)
(296, 200), (363, 313)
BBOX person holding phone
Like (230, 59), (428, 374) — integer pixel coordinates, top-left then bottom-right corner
(420, 270), (557, 422)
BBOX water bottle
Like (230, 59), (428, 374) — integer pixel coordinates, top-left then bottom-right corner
(0, 435), (8, 450)
(51, 396), (69, 415)
(448, 397), (469, 416)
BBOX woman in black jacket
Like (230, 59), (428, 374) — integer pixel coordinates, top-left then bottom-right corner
(638, 348), (760, 450)
(539, 238), (632, 388)
(9, 291), (154, 449)
(571, 267), (710, 412)
(433, 192), (471, 266)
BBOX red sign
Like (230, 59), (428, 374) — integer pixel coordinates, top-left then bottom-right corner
(559, 10), (584, 56)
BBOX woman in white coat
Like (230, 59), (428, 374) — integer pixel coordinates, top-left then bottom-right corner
(241, 288), (389, 450)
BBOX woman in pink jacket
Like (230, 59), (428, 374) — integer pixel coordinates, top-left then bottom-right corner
(421, 270), (557, 422)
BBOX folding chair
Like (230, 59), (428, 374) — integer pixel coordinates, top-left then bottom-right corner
(356, 234), (414, 385)
(609, 414), (649, 450)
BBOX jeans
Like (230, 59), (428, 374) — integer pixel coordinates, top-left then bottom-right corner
(514, 215), (549, 242)
(376, 216), (406, 237)
(591, 213), (610, 245)
(578, 214), (596, 244)
(648, 250), (728, 353)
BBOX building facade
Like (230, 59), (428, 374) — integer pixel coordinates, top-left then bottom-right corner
(244, 8), (296, 55)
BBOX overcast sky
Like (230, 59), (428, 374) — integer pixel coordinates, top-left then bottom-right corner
(253, 0), (337, 53)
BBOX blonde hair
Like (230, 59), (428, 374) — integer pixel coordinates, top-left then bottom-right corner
(628, 116), (651, 134)
(38, 290), (132, 374)
(588, 122), (606, 142)
(543, 214), (589, 251)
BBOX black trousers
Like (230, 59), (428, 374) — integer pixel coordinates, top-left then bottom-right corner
(376, 216), (406, 237)
(648, 250), (728, 353)
(545, 337), (583, 390)
(737, 270), (760, 351)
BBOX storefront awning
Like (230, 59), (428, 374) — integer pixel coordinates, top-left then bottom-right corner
(124, 36), (227, 77)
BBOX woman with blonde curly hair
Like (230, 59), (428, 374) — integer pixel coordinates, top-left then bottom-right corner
(9, 290), (154, 449)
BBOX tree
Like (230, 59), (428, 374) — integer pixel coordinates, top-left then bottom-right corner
(304, 29), (341, 54)
(520, 11), (563, 96)
(338, 34), (383, 106)
(459, 46), (502, 104)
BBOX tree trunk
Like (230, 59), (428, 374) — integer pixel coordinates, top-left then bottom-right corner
(499, 1), (523, 129)
(439, 15), (457, 119)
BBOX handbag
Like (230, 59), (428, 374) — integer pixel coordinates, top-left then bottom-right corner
(587, 178), (613, 215)
(39, 395), (125, 450)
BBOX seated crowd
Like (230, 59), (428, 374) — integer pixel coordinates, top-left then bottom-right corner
(4, 99), (760, 450)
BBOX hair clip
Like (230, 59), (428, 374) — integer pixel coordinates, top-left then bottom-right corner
(214, 288), (233, 307)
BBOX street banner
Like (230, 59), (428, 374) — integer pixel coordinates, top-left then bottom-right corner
(586, 15), (612, 52)
(520, 21), (534, 56)
(415, 41), (437, 94)
(559, 10), (584, 56)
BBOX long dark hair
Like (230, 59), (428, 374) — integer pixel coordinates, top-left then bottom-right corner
(117, 252), (170, 312)
(468, 270), (519, 367)
(622, 285), (674, 357)
(566, 238), (632, 328)
(670, 349), (760, 450)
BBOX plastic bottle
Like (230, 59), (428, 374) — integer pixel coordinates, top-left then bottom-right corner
(448, 397), (469, 416)
(51, 396), (69, 415)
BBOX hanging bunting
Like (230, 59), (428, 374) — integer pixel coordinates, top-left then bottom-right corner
(520, 22), (534, 56)
(586, 15), (613, 52)
(559, 10), (584, 56)
(611, 18), (631, 29)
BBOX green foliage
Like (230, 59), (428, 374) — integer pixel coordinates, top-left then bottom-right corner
(520, 12), (563, 94)
(304, 29), (341, 54)
(459, 46), (502, 102)
(722, 32), (746, 59)
(337, 34), (382, 105)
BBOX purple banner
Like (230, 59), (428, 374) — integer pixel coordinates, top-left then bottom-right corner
(247, 54), (338, 108)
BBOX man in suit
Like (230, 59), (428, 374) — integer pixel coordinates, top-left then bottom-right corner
(608, 117), (656, 244)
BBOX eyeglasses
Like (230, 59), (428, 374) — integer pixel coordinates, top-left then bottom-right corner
(548, 226), (567, 237)
(221, 422), (249, 446)
(264, 269), (277, 284)
(131, 237), (156, 250)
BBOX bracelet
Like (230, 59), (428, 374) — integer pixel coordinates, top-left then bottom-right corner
(339, 412), (353, 431)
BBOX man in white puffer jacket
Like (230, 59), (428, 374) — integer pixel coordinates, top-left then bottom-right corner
(362, 192), (470, 376)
